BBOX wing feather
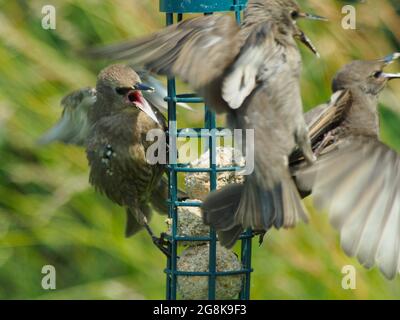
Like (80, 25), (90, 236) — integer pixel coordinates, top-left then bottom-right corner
(39, 87), (96, 146)
(222, 22), (278, 109)
(88, 15), (240, 90)
(301, 137), (400, 279)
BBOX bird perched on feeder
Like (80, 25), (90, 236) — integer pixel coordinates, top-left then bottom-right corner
(292, 53), (400, 279)
(87, 0), (327, 248)
(40, 64), (178, 255)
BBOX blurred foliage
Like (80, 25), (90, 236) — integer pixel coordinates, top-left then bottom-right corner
(0, 0), (400, 300)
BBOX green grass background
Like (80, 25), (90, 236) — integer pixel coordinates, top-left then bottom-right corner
(0, 0), (400, 299)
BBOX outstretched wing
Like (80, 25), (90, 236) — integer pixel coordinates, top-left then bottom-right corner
(298, 137), (400, 279)
(39, 87), (97, 146)
(88, 15), (241, 91)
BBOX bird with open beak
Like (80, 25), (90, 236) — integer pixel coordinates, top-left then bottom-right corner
(88, 0), (327, 248)
(292, 53), (400, 279)
(40, 64), (174, 255)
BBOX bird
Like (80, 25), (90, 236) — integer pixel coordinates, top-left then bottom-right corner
(39, 70), (190, 146)
(87, 0), (327, 248)
(292, 53), (400, 279)
(40, 64), (181, 256)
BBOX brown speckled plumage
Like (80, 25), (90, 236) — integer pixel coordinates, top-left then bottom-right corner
(85, 64), (167, 237)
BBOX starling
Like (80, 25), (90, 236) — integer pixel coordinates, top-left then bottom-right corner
(40, 70), (190, 146)
(293, 53), (400, 279)
(88, 0), (326, 248)
(41, 64), (177, 255)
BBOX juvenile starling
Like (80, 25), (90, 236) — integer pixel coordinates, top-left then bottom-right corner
(41, 64), (174, 255)
(88, 0), (326, 248)
(293, 53), (400, 279)
(40, 70), (189, 146)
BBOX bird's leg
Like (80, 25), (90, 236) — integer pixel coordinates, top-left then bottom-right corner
(314, 130), (338, 157)
(132, 206), (170, 257)
(142, 223), (170, 257)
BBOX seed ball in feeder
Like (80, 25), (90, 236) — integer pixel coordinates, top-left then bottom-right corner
(165, 201), (210, 246)
(185, 147), (245, 201)
(177, 244), (243, 300)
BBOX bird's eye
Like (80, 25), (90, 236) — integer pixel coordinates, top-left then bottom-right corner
(373, 71), (382, 79)
(115, 87), (131, 95)
(291, 11), (299, 19)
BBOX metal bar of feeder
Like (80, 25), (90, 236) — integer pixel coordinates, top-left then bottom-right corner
(166, 166), (240, 173)
(165, 12), (177, 301)
(165, 269), (253, 277)
(205, 105), (218, 300)
(162, 0), (252, 301)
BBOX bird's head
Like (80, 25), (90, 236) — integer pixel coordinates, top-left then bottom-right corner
(96, 64), (159, 123)
(332, 53), (400, 96)
(247, 0), (326, 57)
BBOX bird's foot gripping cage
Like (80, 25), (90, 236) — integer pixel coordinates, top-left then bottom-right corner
(161, 0), (253, 300)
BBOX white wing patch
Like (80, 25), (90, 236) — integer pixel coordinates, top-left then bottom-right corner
(222, 22), (275, 110)
(222, 46), (265, 109)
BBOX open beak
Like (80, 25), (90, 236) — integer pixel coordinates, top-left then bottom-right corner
(137, 98), (160, 124)
(381, 73), (400, 80)
(294, 12), (327, 58)
(135, 96), (160, 124)
(296, 30), (320, 58)
(380, 52), (400, 66)
(298, 12), (328, 21)
(127, 84), (159, 124)
(133, 83), (155, 92)
(379, 53), (400, 80)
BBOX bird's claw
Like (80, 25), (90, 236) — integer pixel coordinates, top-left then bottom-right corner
(258, 233), (266, 247)
(314, 130), (337, 157)
(143, 222), (170, 257)
(251, 230), (266, 247)
(152, 235), (170, 257)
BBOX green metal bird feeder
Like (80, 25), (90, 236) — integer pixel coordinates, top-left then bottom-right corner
(161, 0), (253, 300)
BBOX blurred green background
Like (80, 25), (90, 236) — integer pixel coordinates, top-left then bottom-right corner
(0, 0), (400, 300)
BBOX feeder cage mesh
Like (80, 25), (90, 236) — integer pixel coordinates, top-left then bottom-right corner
(161, 0), (253, 300)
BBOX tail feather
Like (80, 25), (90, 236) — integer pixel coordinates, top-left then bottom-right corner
(151, 176), (188, 215)
(202, 171), (308, 248)
(218, 225), (244, 249)
(202, 184), (243, 231)
(125, 209), (143, 237)
(282, 177), (309, 228)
